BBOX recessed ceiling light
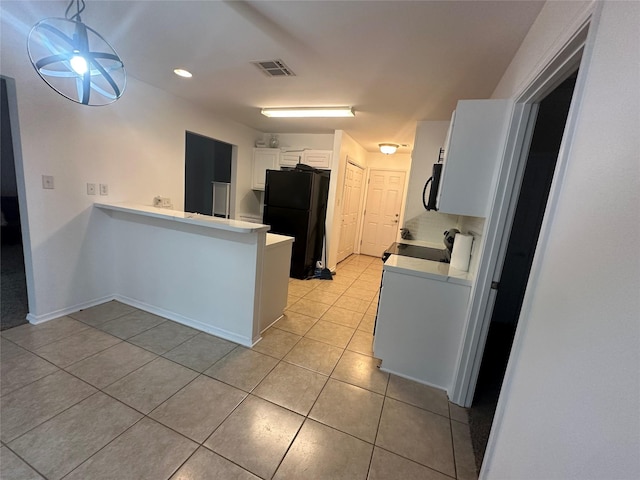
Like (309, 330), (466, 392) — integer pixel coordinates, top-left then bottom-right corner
(173, 68), (192, 78)
(261, 107), (354, 118)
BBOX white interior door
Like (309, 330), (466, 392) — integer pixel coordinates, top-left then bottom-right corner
(360, 169), (406, 257)
(337, 162), (364, 262)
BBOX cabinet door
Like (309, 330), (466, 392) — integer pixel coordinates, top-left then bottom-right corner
(373, 269), (471, 390)
(302, 150), (332, 169)
(438, 99), (512, 217)
(280, 152), (301, 167)
(252, 149), (279, 190)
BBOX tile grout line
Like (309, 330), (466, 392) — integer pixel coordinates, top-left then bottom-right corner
(448, 403), (460, 480)
(1, 442), (51, 480)
(4, 255), (440, 480)
(264, 255), (379, 478)
(57, 365), (253, 478)
(4, 326), (255, 477)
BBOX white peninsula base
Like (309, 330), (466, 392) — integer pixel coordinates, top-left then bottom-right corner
(374, 256), (471, 394)
(95, 203), (292, 346)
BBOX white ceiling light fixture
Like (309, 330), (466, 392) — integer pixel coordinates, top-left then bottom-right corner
(173, 68), (193, 78)
(261, 107), (355, 118)
(379, 143), (399, 155)
(27, 0), (126, 106)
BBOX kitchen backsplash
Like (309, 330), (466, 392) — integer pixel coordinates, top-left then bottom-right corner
(457, 215), (486, 275)
(402, 211), (486, 275)
(402, 211), (460, 244)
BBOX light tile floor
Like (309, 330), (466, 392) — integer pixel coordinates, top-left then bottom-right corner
(0, 254), (477, 480)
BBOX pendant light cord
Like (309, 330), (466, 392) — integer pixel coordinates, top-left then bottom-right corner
(65, 0), (85, 22)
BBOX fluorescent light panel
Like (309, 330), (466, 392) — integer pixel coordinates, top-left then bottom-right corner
(261, 106), (354, 118)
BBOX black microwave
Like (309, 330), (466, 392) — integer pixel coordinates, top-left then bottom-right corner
(422, 162), (443, 211)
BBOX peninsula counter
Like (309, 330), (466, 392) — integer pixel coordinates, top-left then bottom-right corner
(95, 202), (290, 346)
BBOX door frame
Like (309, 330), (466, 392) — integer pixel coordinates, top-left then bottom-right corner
(1, 75), (36, 317)
(337, 157), (365, 262)
(450, 4), (600, 408)
(357, 167), (409, 257)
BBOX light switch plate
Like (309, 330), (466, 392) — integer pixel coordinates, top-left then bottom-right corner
(42, 175), (54, 189)
(87, 183), (96, 195)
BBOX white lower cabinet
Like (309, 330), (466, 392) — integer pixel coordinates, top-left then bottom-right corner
(260, 233), (294, 332)
(373, 269), (471, 393)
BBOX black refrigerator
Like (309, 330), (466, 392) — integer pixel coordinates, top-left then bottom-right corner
(263, 165), (330, 279)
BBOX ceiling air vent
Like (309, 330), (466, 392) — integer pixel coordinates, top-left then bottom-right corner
(252, 59), (296, 77)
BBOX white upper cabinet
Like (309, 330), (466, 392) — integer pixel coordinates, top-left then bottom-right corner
(280, 152), (302, 168)
(252, 148), (279, 191)
(438, 99), (513, 218)
(301, 150), (332, 169)
(253, 148), (332, 190)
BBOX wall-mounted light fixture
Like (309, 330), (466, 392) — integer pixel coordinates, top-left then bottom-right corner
(27, 0), (125, 106)
(261, 106), (355, 118)
(379, 143), (399, 155)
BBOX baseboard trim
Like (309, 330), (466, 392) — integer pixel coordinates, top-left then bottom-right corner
(27, 295), (116, 325)
(378, 364), (451, 399)
(113, 295), (253, 347)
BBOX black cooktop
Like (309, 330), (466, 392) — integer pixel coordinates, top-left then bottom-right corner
(382, 242), (449, 263)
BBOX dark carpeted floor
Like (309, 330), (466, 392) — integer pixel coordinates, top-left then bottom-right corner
(468, 322), (516, 471)
(1, 242), (29, 330)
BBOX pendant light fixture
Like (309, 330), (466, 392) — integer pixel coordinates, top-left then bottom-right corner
(27, 0), (126, 106)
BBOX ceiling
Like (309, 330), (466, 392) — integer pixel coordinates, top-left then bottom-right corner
(1, 0), (544, 153)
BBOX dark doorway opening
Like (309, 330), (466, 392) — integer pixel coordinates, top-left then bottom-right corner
(1, 77), (28, 330)
(469, 71), (579, 469)
(184, 131), (232, 216)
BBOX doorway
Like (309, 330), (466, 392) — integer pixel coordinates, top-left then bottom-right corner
(468, 71), (578, 468)
(184, 131), (233, 216)
(337, 160), (365, 262)
(360, 169), (406, 257)
(1, 77), (28, 330)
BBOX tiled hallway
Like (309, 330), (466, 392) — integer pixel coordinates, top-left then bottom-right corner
(0, 254), (477, 480)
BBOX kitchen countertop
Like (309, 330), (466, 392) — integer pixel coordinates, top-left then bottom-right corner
(95, 202), (270, 234)
(266, 233), (294, 247)
(384, 254), (473, 286)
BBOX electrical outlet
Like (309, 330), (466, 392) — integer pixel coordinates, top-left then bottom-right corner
(87, 183), (96, 195)
(42, 175), (55, 189)
(99, 184), (108, 195)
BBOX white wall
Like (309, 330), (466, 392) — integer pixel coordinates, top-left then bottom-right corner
(0, 16), (261, 320)
(404, 121), (449, 221)
(365, 152), (412, 171)
(326, 130), (368, 270)
(261, 133), (335, 151)
(484, 2), (640, 478)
